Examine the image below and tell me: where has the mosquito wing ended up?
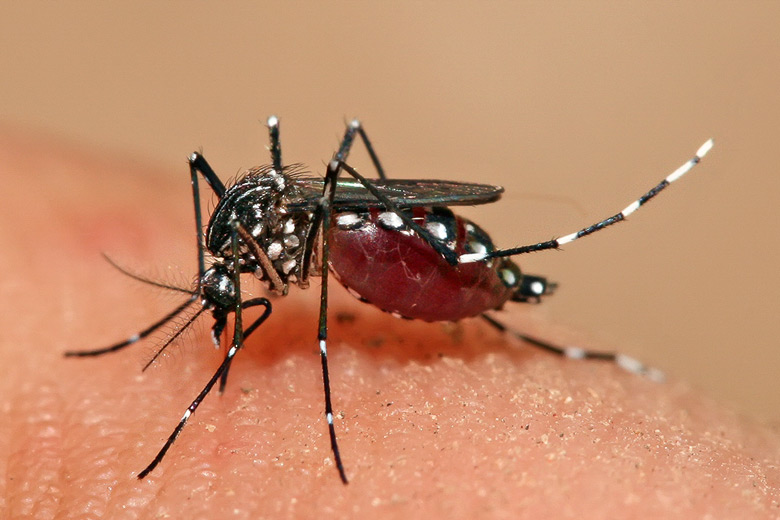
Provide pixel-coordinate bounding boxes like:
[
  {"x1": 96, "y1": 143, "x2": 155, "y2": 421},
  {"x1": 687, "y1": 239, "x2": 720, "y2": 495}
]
[{"x1": 288, "y1": 178, "x2": 504, "y2": 211}]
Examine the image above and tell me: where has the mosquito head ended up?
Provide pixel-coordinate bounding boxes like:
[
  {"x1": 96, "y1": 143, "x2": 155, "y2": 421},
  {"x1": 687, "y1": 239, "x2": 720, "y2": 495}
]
[{"x1": 201, "y1": 264, "x2": 238, "y2": 311}]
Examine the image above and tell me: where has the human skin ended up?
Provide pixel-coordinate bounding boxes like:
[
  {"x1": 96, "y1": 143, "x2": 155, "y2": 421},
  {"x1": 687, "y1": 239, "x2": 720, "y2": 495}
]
[{"x1": 1, "y1": 130, "x2": 779, "y2": 519}]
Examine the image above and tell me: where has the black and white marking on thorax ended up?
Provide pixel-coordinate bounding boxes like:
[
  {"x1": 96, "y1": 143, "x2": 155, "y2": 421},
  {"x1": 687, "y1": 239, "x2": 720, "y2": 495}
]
[{"x1": 206, "y1": 165, "x2": 314, "y2": 293}]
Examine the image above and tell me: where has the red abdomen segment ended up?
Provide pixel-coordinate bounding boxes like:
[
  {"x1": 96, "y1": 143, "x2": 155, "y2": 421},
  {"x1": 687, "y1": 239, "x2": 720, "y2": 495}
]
[{"x1": 327, "y1": 207, "x2": 522, "y2": 322}]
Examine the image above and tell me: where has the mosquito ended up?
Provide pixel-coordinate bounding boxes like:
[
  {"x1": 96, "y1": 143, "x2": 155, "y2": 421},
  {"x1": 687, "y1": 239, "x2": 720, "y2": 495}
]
[{"x1": 66, "y1": 116, "x2": 714, "y2": 484}]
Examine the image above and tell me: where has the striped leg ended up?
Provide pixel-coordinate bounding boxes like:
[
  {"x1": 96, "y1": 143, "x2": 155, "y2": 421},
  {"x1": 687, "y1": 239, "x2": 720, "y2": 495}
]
[
  {"x1": 137, "y1": 223, "x2": 273, "y2": 479},
  {"x1": 459, "y1": 139, "x2": 714, "y2": 263},
  {"x1": 63, "y1": 297, "x2": 197, "y2": 357},
  {"x1": 65, "y1": 150, "x2": 228, "y2": 358},
  {"x1": 266, "y1": 115, "x2": 283, "y2": 173},
  {"x1": 265, "y1": 116, "x2": 356, "y2": 483},
  {"x1": 312, "y1": 166, "x2": 349, "y2": 484},
  {"x1": 481, "y1": 314, "x2": 665, "y2": 382},
  {"x1": 333, "y1": 119, "x2": 388, "y2": 179},
  {"x1": 265, "y1": 116, "x2": 387, "y2": 179}
]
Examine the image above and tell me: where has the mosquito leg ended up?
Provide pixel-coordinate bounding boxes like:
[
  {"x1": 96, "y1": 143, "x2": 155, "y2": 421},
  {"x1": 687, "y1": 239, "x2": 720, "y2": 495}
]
[
  {"x1": 135, "y1": 300, "x2": 271, "y2": 479},
  {"x1": 460, "y1": 139, "x2": 714, "y2": 263},
  {"x1": 210, "y1": 313, "x2": 233, "y2": 393},
  {"x1": 334, "y1": 119, "x2": 387, "y2": 179},
  {"x1": 137, "y1": 224, "x2": 273, "y2": 479},
  {"x1": 220, "y1": 221, "x2": 245, "y2": 401},
  {"x1": 480, "y1": 313, "x2": 665, "y2": 382},
  {"x1": 266, "y1": 115, "x2": 284, "y2": 173},
  {"x1": 264, "y1": 116, "x2": 386, "y2": 179},
  {"x1": 188, "y1": 153, "x2": 227, "y2": 283},
  {"x1": 64, "y1": 296, "x2": 197, "y2": 357},
  {"x1": 308, "y1": 171, "x2": 350, "y2": 484},
  {"x1": 210, "y1": 309, "x2": 253, "y2": 395}
]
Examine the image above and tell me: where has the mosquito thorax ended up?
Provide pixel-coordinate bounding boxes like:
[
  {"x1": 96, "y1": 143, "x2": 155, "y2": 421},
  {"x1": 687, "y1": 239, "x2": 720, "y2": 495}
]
[{"x1": 205, "y1": 165, "x2": 313, "y2": 290}]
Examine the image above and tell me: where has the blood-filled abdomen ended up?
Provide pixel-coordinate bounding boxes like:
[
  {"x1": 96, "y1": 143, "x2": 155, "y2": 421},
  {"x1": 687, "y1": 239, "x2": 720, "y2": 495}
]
[{"x1": 327, "y1": 207, "x2": 522, "y2": 322}]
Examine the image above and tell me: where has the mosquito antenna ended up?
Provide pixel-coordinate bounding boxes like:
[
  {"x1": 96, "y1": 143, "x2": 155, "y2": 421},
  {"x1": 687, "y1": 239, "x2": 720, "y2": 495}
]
[{"x1": 102, "y1": 253, "x2": 192, "y2": 294}]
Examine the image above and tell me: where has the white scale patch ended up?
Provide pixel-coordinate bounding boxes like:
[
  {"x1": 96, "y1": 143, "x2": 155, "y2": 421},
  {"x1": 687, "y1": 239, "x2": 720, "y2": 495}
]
[
  {"x1": 336, "y1": 212, "x2": 363, "y2": 229},
  {"x1": 459, "y1": 252, "x2": 487, "y2": 263},
  {"x1": 425, "y1": 221, "x2": 449, "y2": 241},
  {"x1": 499, "y1": 268, "x2": 517, "y2": 287},
  {"x1": 282, "y1": 258, "x2": 297, "y2": 274},
  {"x1": 377, "y1": 211, "x2": 404, "y2": 230},
  {"x1": 467, "y1": 240, "x2": 488, "y2": 256},
  {"x1": 268, "y1": 171, "x2": 286, "y2": 191},
  {"x1": 284, "y1": 234, "x2": 300, "y2": 249},
  {"x1": 616, "y1": 354, "x2": 644, "y2": 374},
  {"x1": 283, "y1": 218, "x2": 296, "y2": 234},
  {"x1": 267, "y1": 241, "x2": 283, "y2": 260}
]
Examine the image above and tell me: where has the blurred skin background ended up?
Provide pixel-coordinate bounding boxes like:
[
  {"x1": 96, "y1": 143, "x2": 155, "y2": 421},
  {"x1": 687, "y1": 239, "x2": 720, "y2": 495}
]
[{"x1": 1, "y1": 2, "x2": 779, "y2": 424}]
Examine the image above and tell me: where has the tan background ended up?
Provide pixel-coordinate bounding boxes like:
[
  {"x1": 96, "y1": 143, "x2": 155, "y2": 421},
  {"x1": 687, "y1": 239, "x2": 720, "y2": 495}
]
[{"x1": 1, "y1": 2, "x2": 778, "y2": 424}]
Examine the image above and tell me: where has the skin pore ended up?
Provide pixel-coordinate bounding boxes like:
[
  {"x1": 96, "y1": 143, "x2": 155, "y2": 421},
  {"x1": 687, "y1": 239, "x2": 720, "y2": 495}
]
[{"x1": 1, "y1": 130, "x2": 779, "y2": 519}]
